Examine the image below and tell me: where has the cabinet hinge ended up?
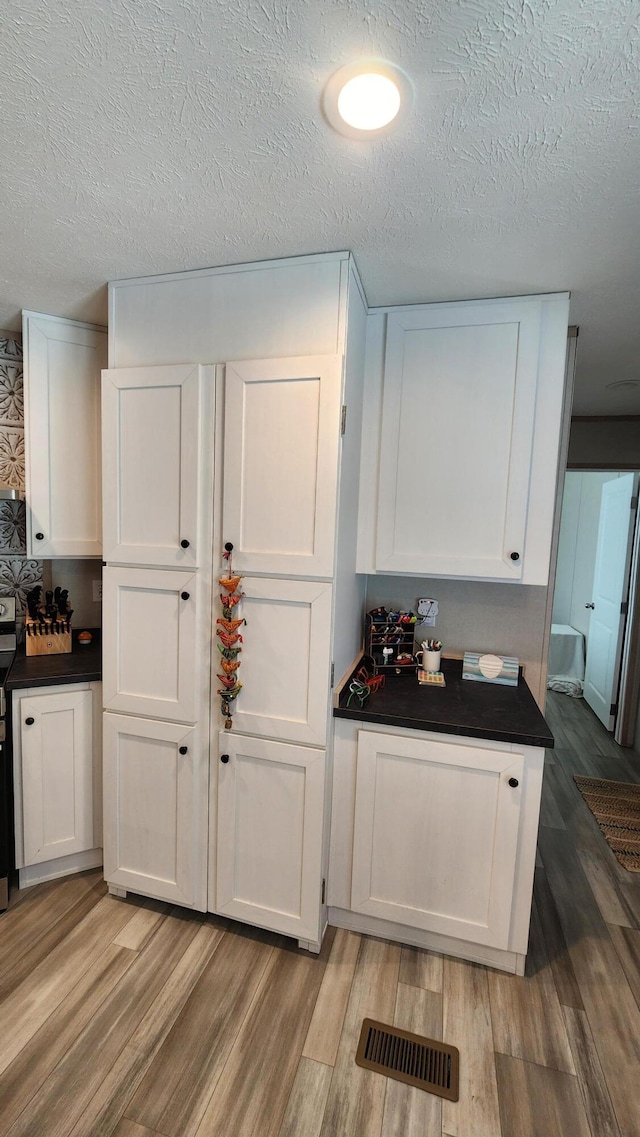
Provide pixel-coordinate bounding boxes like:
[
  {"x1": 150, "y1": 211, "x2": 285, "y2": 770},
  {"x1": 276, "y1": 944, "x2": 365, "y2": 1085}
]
[
  {"x1": 631, "y1": 496, "x2": 638, "y2": 511},
  {"x1": 321, "y1": 877, "x2": 326, "y2": 904},
  {"x1": 621, "y1": 600, "x2": 628, "y2": 615},
  {"x1": 340, "y1": 405, "x2": 347, "y2": 436},
  {"x1": 610, "y1": 702, "x2": 618, "y2": 717},
  {"x1": 330, "y1": 661, "x2": 335, "y2": 688}
]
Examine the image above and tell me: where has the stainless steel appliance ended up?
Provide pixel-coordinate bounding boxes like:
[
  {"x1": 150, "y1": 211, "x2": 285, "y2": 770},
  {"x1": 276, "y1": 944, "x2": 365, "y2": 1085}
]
[{"x1": 0, "y1": 597, "x2": 17, "y2": 911}]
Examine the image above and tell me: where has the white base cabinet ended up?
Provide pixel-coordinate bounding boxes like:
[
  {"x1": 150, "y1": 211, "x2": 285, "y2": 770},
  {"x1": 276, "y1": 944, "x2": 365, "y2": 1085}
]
[
  {"x1": 329, "y1": 718, "x2": 545, "y2": 973},
  {"x1": 214, "y1": 733, "x2": 325, "y2": 944},
  {"x1": 351, "y1": 730, "x2": 524, "y2": 949},
  {"x1": 103, "y1": 713, "x2": 207, "y2": 909},
  {"x1": 13, "y1": 683, "x2": 102, "y2": 880}
]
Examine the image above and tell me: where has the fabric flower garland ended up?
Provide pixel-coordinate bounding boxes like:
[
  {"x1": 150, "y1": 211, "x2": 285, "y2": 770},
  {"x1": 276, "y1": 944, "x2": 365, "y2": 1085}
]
[{"x1": 217, "y1": 542, "x2": 245, "y2": 729}]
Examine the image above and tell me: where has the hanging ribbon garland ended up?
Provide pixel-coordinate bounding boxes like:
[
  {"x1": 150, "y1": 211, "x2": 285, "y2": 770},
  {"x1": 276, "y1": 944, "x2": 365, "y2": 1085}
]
[{"x1": 217, "y1": 542, "x2": 246, "y2": 729}]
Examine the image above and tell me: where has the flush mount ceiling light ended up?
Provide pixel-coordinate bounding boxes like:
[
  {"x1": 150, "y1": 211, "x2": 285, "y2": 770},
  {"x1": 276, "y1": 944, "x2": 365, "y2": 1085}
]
[{"x1": 323, "y1": 60, "x2": 413, "y2": 139}]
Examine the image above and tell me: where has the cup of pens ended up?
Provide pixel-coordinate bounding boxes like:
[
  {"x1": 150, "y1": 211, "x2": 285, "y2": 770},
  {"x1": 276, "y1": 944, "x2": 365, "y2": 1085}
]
[{"x1": 416, "y1": 639, "x2": 442, "y2": 672}]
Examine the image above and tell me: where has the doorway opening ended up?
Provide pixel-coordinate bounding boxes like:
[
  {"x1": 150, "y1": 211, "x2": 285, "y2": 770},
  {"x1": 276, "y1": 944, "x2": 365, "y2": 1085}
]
[{"x1": 550, "y1": 470, "x2": 640, "y2": 744}]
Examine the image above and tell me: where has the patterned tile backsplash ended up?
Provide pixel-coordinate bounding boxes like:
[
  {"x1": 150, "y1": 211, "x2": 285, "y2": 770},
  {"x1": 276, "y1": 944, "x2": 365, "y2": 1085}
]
[{"x1": 0, "y1": 332, "x2": 43, "y2": 635}]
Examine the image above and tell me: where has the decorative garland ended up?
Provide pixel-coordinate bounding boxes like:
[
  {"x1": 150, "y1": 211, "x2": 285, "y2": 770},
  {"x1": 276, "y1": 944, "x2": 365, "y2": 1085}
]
[{"x1": 217, "y1": 541, "x2": 246, "y2": 729}]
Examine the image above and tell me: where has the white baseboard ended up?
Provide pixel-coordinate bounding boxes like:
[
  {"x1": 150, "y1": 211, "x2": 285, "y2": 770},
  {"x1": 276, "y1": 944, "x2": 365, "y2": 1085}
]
[
  {"x1": 328, "y1": 906, "x2": 525, "y2": 975},
  {"x1": 18, "y1": 848, "x2": 103, "y2": 888}
]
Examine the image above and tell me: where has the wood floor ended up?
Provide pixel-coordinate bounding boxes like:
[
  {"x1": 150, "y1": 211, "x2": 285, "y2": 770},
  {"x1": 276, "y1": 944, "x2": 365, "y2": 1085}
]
[{"x1": 1, "y1": 692, "x2": 639, "y2": 1137}]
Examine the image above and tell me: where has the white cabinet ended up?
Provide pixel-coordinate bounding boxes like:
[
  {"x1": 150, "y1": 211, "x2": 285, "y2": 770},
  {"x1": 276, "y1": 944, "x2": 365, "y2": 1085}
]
[
  {"x1": 214, "y1": 733, "x2": 325, "y2": 943},
  {"x1": 102, "y1": 566, "x2": 199, "y2": 724},
  {"x1": 230, "y1": 577, "x2": 332, "y2": 746},
  {"x1": 358, "y1": 293, "x2": 570, "y2": 583},
  {"x1": 223, "y1": 354, "x2": 342, "y2": 578},
  {"x1": 101, "y1": 363, "x2": 208, "y2": 568},
  {"x1": 103, "y1": 713, "x2": 207, "y2": 909},
  {"x1": 22, "y1": 311, "x2": 107, "y2": 558},
  {"x1": 350, "y1": 730, "x2": 525, "y2": 951},
  {"x1": 13, "y1": 683, "x2": 102, "y2": 880}
]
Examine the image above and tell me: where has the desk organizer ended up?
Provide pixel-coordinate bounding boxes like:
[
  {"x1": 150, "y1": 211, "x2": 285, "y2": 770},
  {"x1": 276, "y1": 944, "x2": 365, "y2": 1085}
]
[{"x1": 365, "y1": 611, "x2": 417, "y2": 675}]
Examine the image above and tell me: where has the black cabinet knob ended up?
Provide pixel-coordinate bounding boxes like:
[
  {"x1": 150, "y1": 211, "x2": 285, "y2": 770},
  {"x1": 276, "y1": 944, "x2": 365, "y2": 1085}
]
[
  {"x1": 25, "y1": 717, "x2": 35, "y2": 726},
  {"x1": 220, "y1": 753, "x2": 230, "y2": 764},
  {"x1": 510, "y1": 551, "x2": 520, "y2": 562},
  {"x1": 181, "y1": 591, "x2": 190, "y2": 601},
  {"x1": 180, "y1": 539, "x2": 190, "y2": 549},
  {"x1": 179, "y1": 745, "x2": 188, "y2": 755},
  {"x1": 35, "y1": 533, "x2": 44, "y2": 541},
  {"x1": 224, "y1": 542, "x2": 234, "y2": 553},
  {"x1": 508, "y1": 777, "x2": 519, "y2": 788}
]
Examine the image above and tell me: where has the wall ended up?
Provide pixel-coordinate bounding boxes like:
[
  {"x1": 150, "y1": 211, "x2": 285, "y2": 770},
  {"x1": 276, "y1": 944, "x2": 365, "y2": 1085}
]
[
  {"x1": 366, "y1": 577, "x2": 549, "y2": 706},
  {"x1": 0, "y1": 331, "x2": 43, "y2": 637},
  {"x1": 42, "y1": 559, "x2": 102, "y2": 630},
  {"x1": 552, "y1": 471, "x2": 621, "y2": 640},
  {"x1": 568, "y1": 418, "x2": 640, "y2": 469}
]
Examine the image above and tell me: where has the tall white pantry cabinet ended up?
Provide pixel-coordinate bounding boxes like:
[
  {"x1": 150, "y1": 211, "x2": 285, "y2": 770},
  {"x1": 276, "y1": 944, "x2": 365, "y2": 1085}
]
[{"x1": 102, "y1": 253, "x2": 368, "y2": 948}]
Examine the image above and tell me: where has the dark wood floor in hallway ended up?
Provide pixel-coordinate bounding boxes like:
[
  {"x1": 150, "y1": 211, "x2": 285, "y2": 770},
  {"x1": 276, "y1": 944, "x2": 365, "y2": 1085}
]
[{"x1": 0, "y1": 691, "x2": 639, "y2": 1137}]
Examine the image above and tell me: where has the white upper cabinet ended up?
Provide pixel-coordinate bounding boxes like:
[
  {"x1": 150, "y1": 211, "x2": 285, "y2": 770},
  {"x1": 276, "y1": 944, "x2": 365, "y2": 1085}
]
[
  {"x1": 23, "y1": 312, "x2": 107, "y2": 558},
  {"x1": 359, "y1": 294, "x2": 570, "y2": 583},
  {"x1": 102, "y1": 566, "x2": 199, "y2": 724},
  {"x1": 223, "y1": 354, "x2": 342, "y2": 578},
  {"x1": 102, "y1": 363, "x2": 208, "y2": 568}
]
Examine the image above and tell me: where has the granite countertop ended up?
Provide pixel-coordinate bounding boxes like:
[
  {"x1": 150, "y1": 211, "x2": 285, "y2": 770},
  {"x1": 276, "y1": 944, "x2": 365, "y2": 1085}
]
[
  {"x1": 7, "y1": 630, "x2": 102, "y2": 691},
  {"x1": 334, "y1": 657, "x2": 554, "y2": 748}
]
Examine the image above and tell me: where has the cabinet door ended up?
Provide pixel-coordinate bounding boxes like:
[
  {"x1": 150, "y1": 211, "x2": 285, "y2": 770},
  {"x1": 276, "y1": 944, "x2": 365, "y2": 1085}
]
[
  {"x1": 102, "y1": 363, "x2": 203, "y2": 567},
  {"x1": 20, "y1": 688, "x2": 94, "y2": 865},
  {"x1": 102, "y1": 566, "x2": 198, "y2": 723},
  {"x1": 23, "y1": 312, "x2": 106, "y2": 558},
  {"x1": 351, "y1": 731, "x2": 523, "y2": 949},
  {"x1": 375, "y1": 301, "x2": 542, "y2": 579},
  {"x1": 215, "y1": 733, "x2": 324, "y2": 941},
  {"x1": 103, "y1": 713, "x2": 207, "y2": 908},
  {"x1": 229, "y1": 577, "x2": 332, "y2": 745},
  {"x1": 223, "y1": 354, "x2": 342, "y2": 577}
]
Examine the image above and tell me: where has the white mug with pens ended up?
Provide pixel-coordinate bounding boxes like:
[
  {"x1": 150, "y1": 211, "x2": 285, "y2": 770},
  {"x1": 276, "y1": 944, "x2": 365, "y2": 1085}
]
[{"x1": 415, "y1": 639, "x2": 442, "y2": 672}]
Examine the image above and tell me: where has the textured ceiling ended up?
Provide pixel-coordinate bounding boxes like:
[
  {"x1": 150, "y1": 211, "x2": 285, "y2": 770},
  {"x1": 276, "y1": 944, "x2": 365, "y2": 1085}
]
[{"x1": 1, "y1": 0, "x2": 638, "y2": 413}]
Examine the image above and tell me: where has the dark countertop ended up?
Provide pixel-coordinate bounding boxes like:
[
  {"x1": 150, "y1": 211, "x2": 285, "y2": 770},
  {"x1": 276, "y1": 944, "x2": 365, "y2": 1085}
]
[
  {"x1": 7, "y1": 630, "x2": 102, "y2": 691},
  {"x1": 334, "y1": 657, "x2": 554, "y2": 748}
]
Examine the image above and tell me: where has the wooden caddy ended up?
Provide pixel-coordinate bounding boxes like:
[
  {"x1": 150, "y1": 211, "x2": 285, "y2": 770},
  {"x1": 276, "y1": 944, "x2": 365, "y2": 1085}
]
[{"x1": 25, "y1": 618, "x2": 72, "y2": 656}]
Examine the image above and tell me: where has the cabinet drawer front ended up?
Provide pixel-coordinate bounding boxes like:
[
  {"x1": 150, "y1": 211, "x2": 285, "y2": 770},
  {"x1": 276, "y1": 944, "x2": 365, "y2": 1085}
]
[
  {"x1": 228, "y1": 577, "x2": 332, "y2": 745},
  {"x1": 214, "y1": 733, "x2": 324, "y2": 941},
  {"x1": 351, "y1": 731, "x2": 524, "y2": 949},
  {"x1": 21, "y1": 689, "x2": 94, "y2": 866},
  {"x1": 376, "y1": 302, "x2": 542, "y2": 579},
  {"x1": 24, "y1": 313, "x2": 106, "y2": 558},
  {"x1": 102, "y1": 567, "x2": 199, "y2": 723},
  {"x1": 223, "y1": 354, "x2": 341, "y2": 577},
  {"x1": 103, "y1": 713, "x2": 206, "y2": 909},
  {"x1": 102, "y1": 363, "x2": 203, "y2": 568}
]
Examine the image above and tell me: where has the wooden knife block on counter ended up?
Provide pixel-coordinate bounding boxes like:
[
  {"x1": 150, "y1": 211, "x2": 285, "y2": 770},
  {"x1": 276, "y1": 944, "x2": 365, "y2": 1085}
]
[{"x1": 25, "y1": 618, "x2": 72, "y2": 656}]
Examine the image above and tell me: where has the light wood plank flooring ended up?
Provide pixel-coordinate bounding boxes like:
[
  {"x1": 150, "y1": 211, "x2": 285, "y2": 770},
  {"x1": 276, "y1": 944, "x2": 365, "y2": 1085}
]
[{"x1": 1, "y1": 691, "x2": 639, "y2": 1136}]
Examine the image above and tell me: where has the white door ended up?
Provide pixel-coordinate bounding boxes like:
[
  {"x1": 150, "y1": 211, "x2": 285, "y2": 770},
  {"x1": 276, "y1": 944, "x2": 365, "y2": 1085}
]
[
  {"x1": 103, "y1": 713, "x2": 207, "y2": 909},
  {"x1": 584, "y1": 473, "x2": 638, "y2": 729},
  {"x1": 215, "y1": 733, "x2": 325, "y2": 942},
  {"x1": 102, "y1": 566, "x2": 198, "y2": 724},
  {"x1": 351, "y1": 731, "x2": 524, "y2": 949},
  {"x1": 223, "y1": 354, "x2": 342, "y2": 577},
  {"x1": 102, "y1": 363, "x2": 205, "y2": 568},
  {"x1": 375, "y1": 301, "x2": 542, "y2": 579},
  {"x1": 23, "y1": 312, "x2": 106, "y2": 558},
  {"x1": 20, "y1": 688, "x2": 94, "y2": 865},
  {"x1": 228, "y1": 577, "x2": 332, "y2": 745}
]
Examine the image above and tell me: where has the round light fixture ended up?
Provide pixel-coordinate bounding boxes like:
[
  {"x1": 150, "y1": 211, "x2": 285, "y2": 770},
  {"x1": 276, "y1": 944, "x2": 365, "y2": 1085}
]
[{"x1": 323, "y1": 60, "x2": 413, "y2": 139}]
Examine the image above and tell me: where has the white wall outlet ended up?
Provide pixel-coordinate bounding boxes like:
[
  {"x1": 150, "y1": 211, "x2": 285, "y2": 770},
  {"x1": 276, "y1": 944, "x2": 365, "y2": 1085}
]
[{"x1": 92, "y1": 580, "x2": 102, "y2": 603}]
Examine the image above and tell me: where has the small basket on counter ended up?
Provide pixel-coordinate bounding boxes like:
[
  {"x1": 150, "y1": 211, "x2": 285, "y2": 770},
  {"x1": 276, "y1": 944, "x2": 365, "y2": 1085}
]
[
  {"x1": 365, "y1": 608, "x2": 418, "y2": 675},
  {"x1": 24, "y1": 585, "x2": 73, "y2": 656}
]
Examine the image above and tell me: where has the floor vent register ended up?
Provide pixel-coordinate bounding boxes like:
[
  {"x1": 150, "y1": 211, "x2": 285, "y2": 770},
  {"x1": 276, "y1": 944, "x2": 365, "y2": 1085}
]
[{"x1": 355, "y1": 1018, "x2": 460, "y2": 1101}]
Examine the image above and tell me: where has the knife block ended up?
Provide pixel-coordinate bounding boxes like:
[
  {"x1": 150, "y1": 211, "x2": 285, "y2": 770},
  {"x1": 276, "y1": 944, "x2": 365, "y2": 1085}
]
[{"x1": 25, "y1": 618, "x2": 72, "y2": 656}]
